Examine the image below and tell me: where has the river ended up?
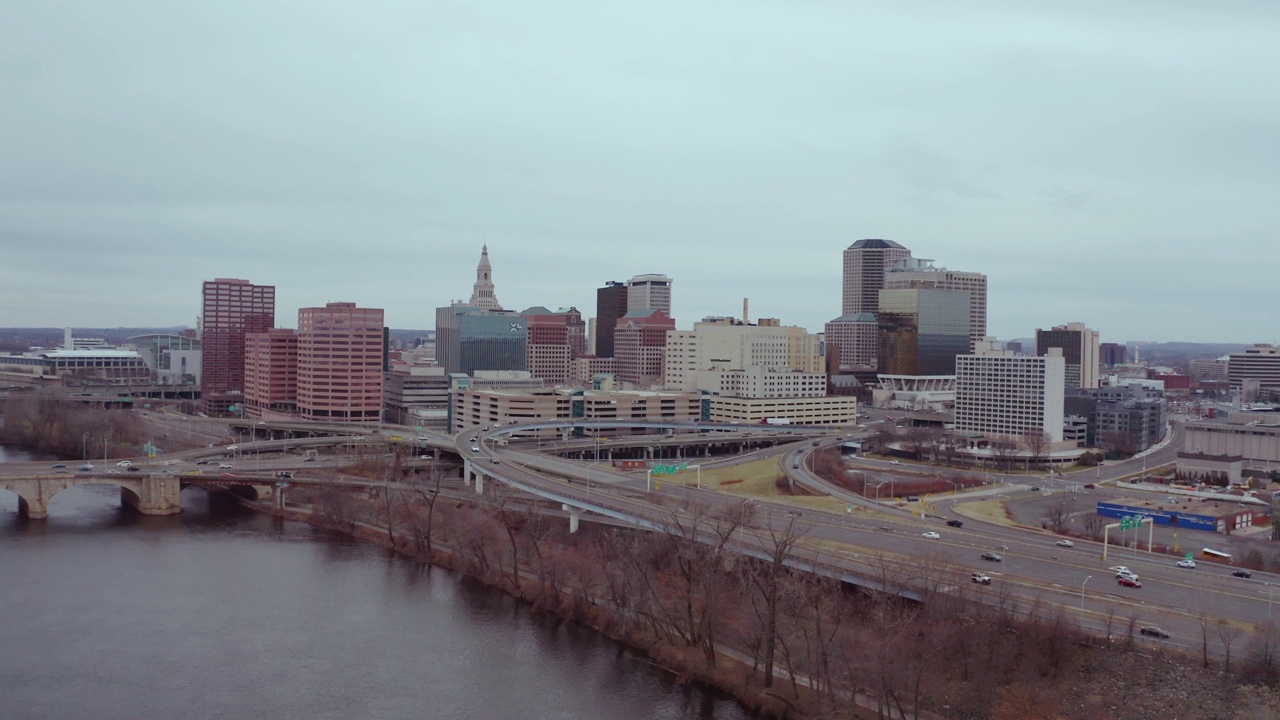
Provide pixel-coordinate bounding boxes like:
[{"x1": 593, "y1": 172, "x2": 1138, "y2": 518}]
[{"x1": 0, "y1": 445, "x2": 756, "y2": 720}]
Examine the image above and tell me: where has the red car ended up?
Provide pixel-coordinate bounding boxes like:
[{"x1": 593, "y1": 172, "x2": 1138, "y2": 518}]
[
  {"x1": 1118, "y1": 576, "x2": 1142, "y2": 588},
  {"x1": 1084, "y1": 483, "x2": 1096, "y2": 489}
]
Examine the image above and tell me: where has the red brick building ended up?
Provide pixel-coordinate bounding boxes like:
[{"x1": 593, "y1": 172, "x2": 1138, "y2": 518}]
[
  {"x1": 614, "y1": 309, "x2": 675, "y2": 387},
  {"x1": 297, "y1": 302, "x2": 385, "y2": 422},
  {"x1": 200, "y1": 278, "x2": 275, "y2": 415},
  {"x1": 522, "y1": 306, "x2": 586, "y2": 385},
  {"x1": 244, "y1": 329, "x2": 298, "y2": 419}
]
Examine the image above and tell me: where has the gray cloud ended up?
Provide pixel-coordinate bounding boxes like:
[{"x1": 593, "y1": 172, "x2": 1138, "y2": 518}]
[{"x1": 1, "y1": 0, "x2": 1277, "y2": 344}]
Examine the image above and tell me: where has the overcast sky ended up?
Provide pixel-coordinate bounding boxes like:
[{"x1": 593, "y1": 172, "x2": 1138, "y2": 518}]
[{"x1": 2, "y1": 1, "x2": 1276, "y2": 343}]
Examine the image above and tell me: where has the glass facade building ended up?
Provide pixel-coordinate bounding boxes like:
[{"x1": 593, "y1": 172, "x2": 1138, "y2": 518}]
[{"x1": 877, "y1": 288, "x2": 970, "y2": 376}]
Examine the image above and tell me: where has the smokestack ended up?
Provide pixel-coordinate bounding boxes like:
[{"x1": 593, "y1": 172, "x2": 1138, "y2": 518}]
[{"x1": 742, "y1": 298, "x2": 748, "y2": 324}]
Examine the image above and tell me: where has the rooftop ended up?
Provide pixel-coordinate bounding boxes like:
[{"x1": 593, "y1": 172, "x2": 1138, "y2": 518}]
[{"x1": 847, "y1": 238, "x2": 907, "y2": 250}]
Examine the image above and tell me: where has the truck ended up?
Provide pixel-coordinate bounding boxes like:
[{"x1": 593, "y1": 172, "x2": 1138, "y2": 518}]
[{"x1": 761, "y1": 418, "x2": 792, "y2": 426}]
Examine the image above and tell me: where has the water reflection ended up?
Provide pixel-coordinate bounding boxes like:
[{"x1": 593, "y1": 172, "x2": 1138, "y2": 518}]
[{"x1": 0, "y1": 444, "x2": 755, "y2": 720}]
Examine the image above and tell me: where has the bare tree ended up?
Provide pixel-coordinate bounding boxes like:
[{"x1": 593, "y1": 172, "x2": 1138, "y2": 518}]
[
  {"x1": 1022, "y1": 429, "x2": 1052, "y2": 467},
  {"x1": 741, "y1": 514, "x2": 808, "y2": 688},
  {"x1": 1043, "y1": 501, "x2": 1069, "y2": 534},
  {"x1": 990, "y1": 439, "x2": 1020, "y2": 472},
  {"x1": 1218, "y1": 619, "x2": 1244, "y2": 672},
  {"x1": 1083, "y1": 512, "x2": 1105, "y2": 542}
]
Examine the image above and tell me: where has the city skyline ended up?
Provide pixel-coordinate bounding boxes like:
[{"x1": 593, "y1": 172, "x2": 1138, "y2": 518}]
[{"x1": 2, "y1": 1, "x2": 1277, "y2": 343}]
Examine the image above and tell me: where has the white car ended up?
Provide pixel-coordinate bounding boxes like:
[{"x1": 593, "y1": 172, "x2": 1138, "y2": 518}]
[
  {"x1": 889, "y1": 460, "x2": 901, "y2": 465},
  {"x1": 117, "y1": 460, "x2": 132, "y2": 467},
  {"x1": 1177, "y1": 559, "x2": 1197, "y2": 569},
  {"x1": 921, "y1": 531, "x2": 941, "y2": 539},
  {"x1": 1055, "y1": 539, "x2": 1074, "y2": 547},
  {"x1": 1109, "y1": 566, "x2": 1130, "y2": 573},
  {"x1": 470, "y1": 446, "x2": 480, "y2": 453},
  {"x1": 1116, "y1": 570, "x2": 1140, "y2": 581},
  {"x1": 219, "y1": 464, "x2": 233, "y2": 469},
  {"x1": 226, "y1": 445, "x2": 239, "y2": 452}
]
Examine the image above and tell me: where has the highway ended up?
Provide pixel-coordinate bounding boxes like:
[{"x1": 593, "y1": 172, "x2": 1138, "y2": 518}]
[{"x1": 3, "y1": 410, "x2": 1270, "y2": 653}]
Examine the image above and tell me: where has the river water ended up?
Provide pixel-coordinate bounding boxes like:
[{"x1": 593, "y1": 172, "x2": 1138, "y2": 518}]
[{"x1": 0, "y1": 445, "x2": 756, "y2": 720}]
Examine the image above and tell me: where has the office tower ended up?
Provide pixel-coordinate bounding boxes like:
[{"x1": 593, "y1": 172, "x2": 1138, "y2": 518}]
[
  {"x1": 244, "y1": 329, "x2": 298, "y2": 419},
  {"x1": 877, "y1": 288, "x2": 971, "y2": 376},
  {"x1": 626, "y1": 274, "x2": 672, "y2": 316},
  {"x1": 1036, "y1": 322, "x2": 1101, "y2": 390},
  {"x1": 1227, "y1": 344, "x2": 1280, "y2": 393},
  {"x1": 296, "y1": 302, "x2": 385, "y2": 422},
  {"x1": 841, "y1": 239, "x2": 911, "y2": 316},
  {"x1": 468, "y1": 245, "x2": 502, "y2": 310},
  {"x1": 434, "y1": 305, "x2": 527, "y2": 376},
  {"x1": 200, "y1": 278, "x2": 276, "y2": 414},
  {"x1": 955, "y1": 347, "x2": 1066, "y2": 444},
  {"x1": 594, "y1": 281, "x2": 628, "y2": 358},
  {"x1": 884, "y1": 258, "x2": 987, "y2": 352},
  {"x1": 522, "y1": 306, "x2": 586, "y2": 385},
  {"x1": 1099, "y1": 342, "x2": 1127, "y2": 366},
  {"x1": 614, "y1": 309, "x2": 676, "y2": 387},
  {"x1": 824, "y1": 313, "x2": 880, "y2": 371}
]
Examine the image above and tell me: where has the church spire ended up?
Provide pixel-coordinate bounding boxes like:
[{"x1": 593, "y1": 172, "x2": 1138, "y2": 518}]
[{"x1": 469, "y1": 244, "x2": 502, "y2": 309}]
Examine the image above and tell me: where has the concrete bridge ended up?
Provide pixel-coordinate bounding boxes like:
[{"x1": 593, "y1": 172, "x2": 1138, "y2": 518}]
[{"x1": 0, "y1": 473, "x2": 184, "y2": 519}]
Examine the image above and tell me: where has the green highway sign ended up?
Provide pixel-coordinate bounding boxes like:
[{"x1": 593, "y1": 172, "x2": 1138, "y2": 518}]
[{"x1": 650, "y1": 463, "x2": 689, "y2": 476}]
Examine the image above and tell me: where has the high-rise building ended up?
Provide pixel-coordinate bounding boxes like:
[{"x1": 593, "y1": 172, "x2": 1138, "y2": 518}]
[
  {"x1": 593, "y1": 281, "x2": 628, "y2": 359},
  {"x1": 435, "y1": 305, "x2": 527, "y2": 376},
  {"x1": 1099, "y1": 342, "x2": 1127, "y2": 366},
  {"x1": 436, "y1": 246, "x2": 527, "y2": 375},
  {"x1": 824, "y1": 313, "x2": 880, "y2": 371},
  {"x1": 1227, "y1": 344, "x2": 1280, "y2": 394},
  {"x1": 468, "y1": 245, "x2": 502, "y2": 310},
  {"x1": 626, "y1": 274, "x2": 672, "y2": 316},
  {"x1": 884, "y1": 258, "x2": 987, "y2": 352},
  {"x1": 522, "y1": 306, "x2": 586, "y2": 385},
  {"x1": 200, "y1": 278, "x2": 276, "y2": 414},
  {"x1": 1036, "y1": 322, "x2": 1101, "y2": 390},
  {"x1": 244, "y1": 328, "x2": 298, "y2": 419},
  {"x1": 297, "y1": 302, "x2": 385, "y2": 422},
  {"x1": 955, "y1": 346, "x2": 1066, "y2": 444},
  {"x1": 877, "y1": 288, "x2": 971, "y2": 376},
  {"x1": 841, "y1": 239, "x2": 911, "y2": 316},
  {"x1": 614, "y1": 309, "x2": 675, "y2": 387}
]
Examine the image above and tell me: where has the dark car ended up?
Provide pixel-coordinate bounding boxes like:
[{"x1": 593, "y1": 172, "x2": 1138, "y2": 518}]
[
  {"x1": 195, "y1": 460, "x2": 210, "y2": 465},
  {"x1": 981, "y1": 552, "x2": 1003, "y2": 562},
  {"x1": 275, "y1": 471, "x2": 293, "y2": 479},
  {"x1": 1030, "y1": 486, "x2": 1041, "y2": 491},
  {"x1": 1139, "y1": 626, "x2": 1169, "y2": 639},
  {"x1": 1233, "y1": 570, "x2": 1253, "y2": 579},
  {"x1": 946, "y1": 519, "x2": 963, "y2": 527},
  {"x1": 51, "y1": 463, "x2": 67, "y2": 469},
  {"x1": 1118, "y1": 576, "x2": 1142, "y2": 588},
  {"x1": 1084, "y1": 483, "x2": 1096, "y2": 489},
  {"x1": 126, "y1": 466, "x2": 141, "y2": 472}
]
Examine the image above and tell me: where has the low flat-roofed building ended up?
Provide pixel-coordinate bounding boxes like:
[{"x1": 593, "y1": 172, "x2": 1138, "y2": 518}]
[
  {"x1": 708, "y1": 395, "x2": 857, "y2": 427},
  {"x1": 0, "y1": 349, "x2": 151, "y2": 385},
  {"x1": 1176, "y1": 452, "x2": 1245, "y2": 487},
  {"x1": 450, "y1": 387, "x2": 703, "y2": 434},
  {"x1": 1184, "y1": 413, "x2": 1280, "y2": 474},
  {"x1": 1097, "y1": 497, "x2": 1264, "y2": 535},
  {"x1": 384, "y1": 365, "x2": 451, "y2": 428}
]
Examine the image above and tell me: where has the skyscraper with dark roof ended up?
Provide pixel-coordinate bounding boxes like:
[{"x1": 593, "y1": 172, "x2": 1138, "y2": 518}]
[{"x1": 841, "y1": 239, "x2": 911, "y2": 316}]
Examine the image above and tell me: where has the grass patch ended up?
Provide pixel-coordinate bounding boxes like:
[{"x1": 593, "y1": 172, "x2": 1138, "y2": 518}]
[{"x1": 953, "y1": 498, "x2": 1015, "y2": 527}]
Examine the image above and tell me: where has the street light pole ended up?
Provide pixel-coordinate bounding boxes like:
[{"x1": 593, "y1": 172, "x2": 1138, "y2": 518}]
[{"x1": 1080, "y1": 575, "x2": 1092, "y2": 615}]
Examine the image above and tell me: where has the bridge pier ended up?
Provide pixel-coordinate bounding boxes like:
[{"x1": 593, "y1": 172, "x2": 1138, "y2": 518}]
[
  {"x1": 123, "y1": 476, "x2": 182, "y2": 516},
  {"x1": 474, "y1": 471, "x2": 484, "y2": 495},
  {"x1": 18, "y1": 494, "x2": 48, "y2": 520},
  {"x1": 561, "y1": 504, "x2": 581, "y2": 533},
  {"x1": 462, "y1": 460, "x2": 472, "y2": 487}
]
